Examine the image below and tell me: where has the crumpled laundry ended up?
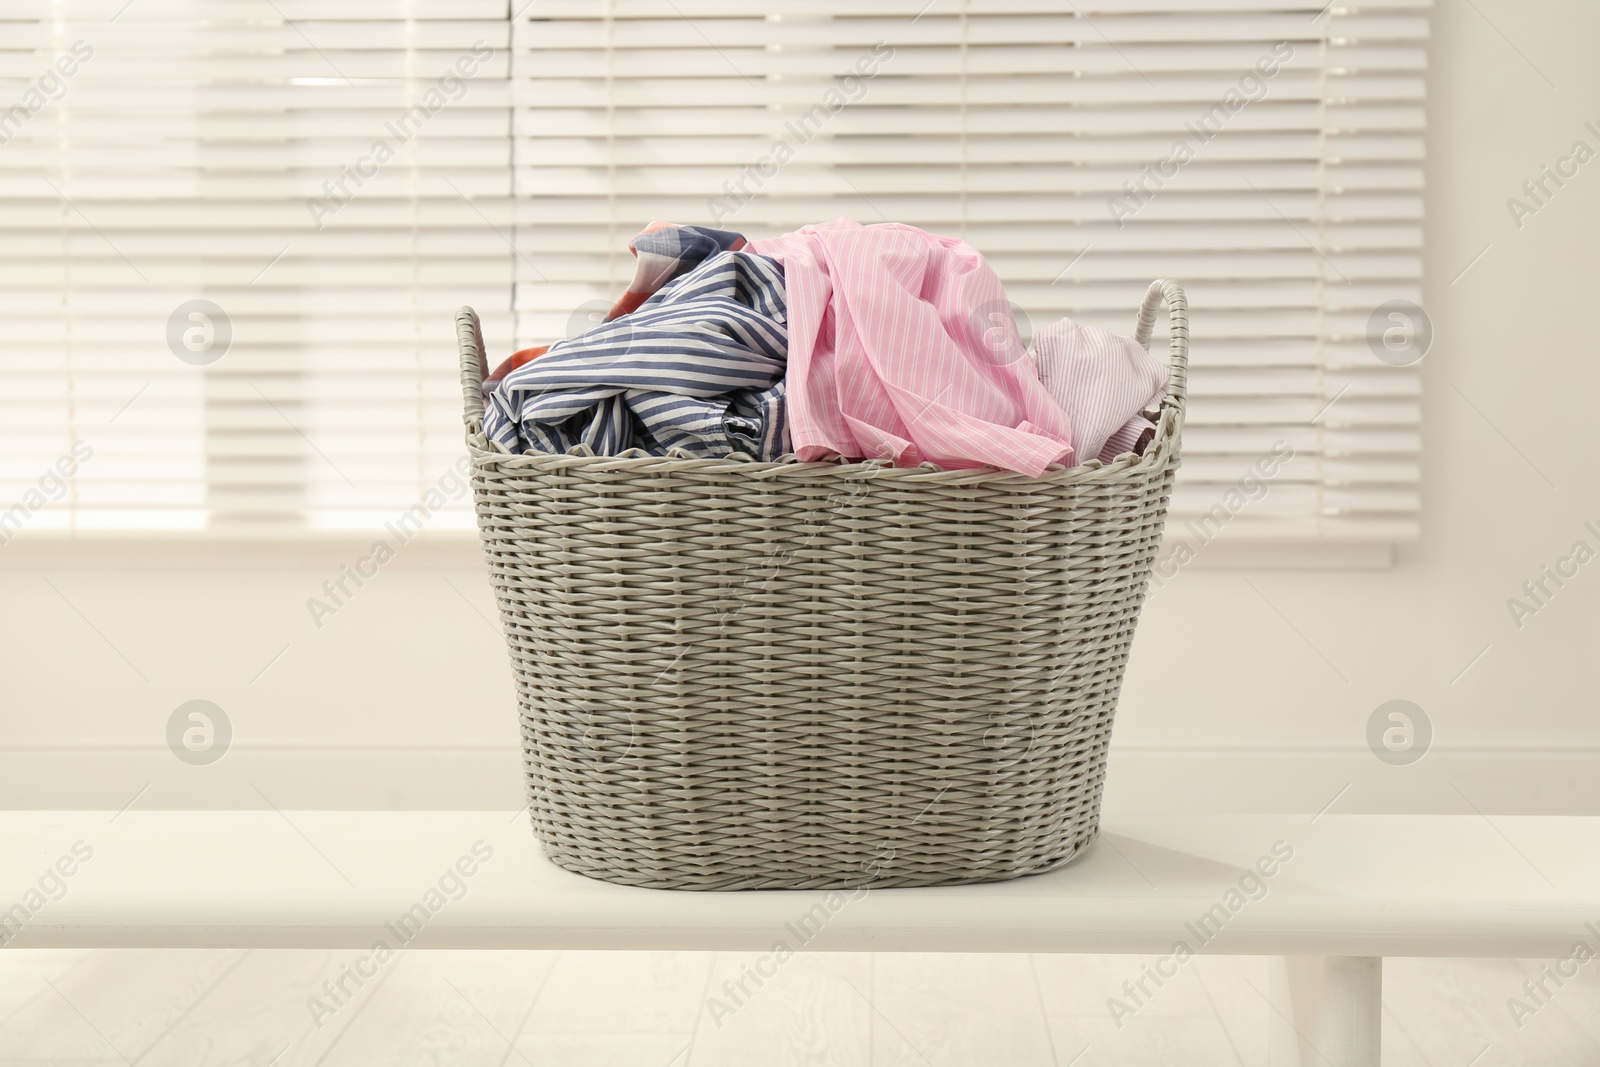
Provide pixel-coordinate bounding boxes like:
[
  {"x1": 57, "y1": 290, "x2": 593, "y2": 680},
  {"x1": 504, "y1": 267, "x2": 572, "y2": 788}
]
[
  {"x1": 484, "y1": 222, "x2": 750, "y2": 390},
  {"x1": 606, "y1": 221, "x2": 749, "y2": 321},
  {"x1": 482, "y1": 217, "x2": 1171, "y2": 474},
  {"x1": 747, "y1": 219, "x2": 1078, "y2": 475},
  {"x1": 1027, "y1": 317, "x2": 1168, "y2": 465},
  {"x1": 481, "y1": 242, "x2": 789, "y2": 459}
]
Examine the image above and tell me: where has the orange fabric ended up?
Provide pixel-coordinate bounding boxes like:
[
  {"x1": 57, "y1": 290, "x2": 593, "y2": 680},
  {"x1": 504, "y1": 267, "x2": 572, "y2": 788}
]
[{"x1": 485, "y1": 346, "x2": 548, "y2": 385}]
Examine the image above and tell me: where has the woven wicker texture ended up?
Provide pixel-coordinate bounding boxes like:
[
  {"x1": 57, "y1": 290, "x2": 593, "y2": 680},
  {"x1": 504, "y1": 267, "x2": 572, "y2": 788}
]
[{"x1": 459, "y1": 280, "x2": 1187, "y2": 890}]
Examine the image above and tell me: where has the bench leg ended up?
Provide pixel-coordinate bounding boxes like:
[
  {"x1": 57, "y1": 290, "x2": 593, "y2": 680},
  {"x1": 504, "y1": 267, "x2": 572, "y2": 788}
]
[{"x1": 1268, "y1": 956, "x2": 1381, "y2": 1067}]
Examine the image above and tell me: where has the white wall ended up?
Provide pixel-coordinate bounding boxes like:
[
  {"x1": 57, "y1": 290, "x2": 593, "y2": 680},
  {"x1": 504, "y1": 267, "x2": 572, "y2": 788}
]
[{"x1": 3, "y1": 0, "x2": 1598, "y2": 814}]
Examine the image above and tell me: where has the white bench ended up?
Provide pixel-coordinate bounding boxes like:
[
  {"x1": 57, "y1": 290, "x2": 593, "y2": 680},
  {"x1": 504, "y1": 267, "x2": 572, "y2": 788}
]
[{"x1": 5, "y1": 811, "x2": 1596, "y2": 1066}]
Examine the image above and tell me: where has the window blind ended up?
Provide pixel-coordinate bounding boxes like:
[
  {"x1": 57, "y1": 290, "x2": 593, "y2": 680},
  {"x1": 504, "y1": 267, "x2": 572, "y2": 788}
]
[
  {"x1": 2, "y1": 0, "x2": 1427, "y2": 544},
  {"x1": 514, "y1": 0, "x2": 1428, "y2": 543},
  {"x1": 1, "y1": 0, "x2": 512, "y2": 537}
]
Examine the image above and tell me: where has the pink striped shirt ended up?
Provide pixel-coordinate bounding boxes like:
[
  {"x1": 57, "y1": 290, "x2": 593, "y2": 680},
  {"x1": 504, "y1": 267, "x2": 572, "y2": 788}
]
[{"x1": 749, "y1": 220, "x2": 1077, "y2": 475}]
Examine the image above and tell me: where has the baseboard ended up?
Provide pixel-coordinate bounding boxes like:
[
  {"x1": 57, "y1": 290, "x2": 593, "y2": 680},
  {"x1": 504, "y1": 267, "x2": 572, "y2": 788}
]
[
  {"x1": 3, "y1": 742, "x2": 1598, "y2": 815},
  {"x1": 0, "y1": 744, "x2": 528, "y2": 811},
  {"x1": 1100, "y1": 744, "x2": 1600, "y2": 815}
]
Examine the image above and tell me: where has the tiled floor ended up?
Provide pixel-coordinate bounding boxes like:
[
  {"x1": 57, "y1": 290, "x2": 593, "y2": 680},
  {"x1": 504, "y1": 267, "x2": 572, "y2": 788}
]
[{"x1": 2, "y1": 949, "x2": 1596, "y2": 1065}]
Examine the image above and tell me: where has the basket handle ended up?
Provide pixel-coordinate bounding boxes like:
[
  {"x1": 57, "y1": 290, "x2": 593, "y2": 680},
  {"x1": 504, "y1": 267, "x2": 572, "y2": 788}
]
[
  {"x1": 457, "y1": 305, "x2": 488, "y2": 432},
  {"x1": 1134, "y1": 279, "x2": 1188, "y2": 413}
]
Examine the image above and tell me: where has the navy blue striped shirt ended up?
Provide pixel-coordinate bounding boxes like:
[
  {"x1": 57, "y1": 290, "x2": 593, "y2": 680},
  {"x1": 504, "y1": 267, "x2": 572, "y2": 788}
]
[{"x1": 483, "y1": 251, "x2": 789, "y2": 460}]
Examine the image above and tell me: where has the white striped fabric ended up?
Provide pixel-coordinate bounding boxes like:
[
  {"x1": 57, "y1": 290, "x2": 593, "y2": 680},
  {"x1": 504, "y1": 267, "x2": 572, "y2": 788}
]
[{"x1": 1029, "y1": 317, "x2": 1168, "y2": 465}]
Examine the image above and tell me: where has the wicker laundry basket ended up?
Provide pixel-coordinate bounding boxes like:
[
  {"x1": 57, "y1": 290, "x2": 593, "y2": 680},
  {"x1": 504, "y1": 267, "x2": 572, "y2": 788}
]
[{"x1": 458, "y1": 279, "x2": 1187, "y2": 890}]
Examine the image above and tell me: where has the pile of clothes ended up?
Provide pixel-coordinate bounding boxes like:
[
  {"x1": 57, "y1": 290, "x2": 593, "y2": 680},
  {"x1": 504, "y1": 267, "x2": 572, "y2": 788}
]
[{"x1": 482, "y1": 219, "x2": 1167, "y2": 476}]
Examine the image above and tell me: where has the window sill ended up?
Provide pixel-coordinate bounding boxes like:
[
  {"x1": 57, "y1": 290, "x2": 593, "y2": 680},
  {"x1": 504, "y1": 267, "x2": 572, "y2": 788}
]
[
  {"x1": 2, "y1": 530, "x2": 1397, "y2": 572},
  {"x1": 0, "y1": 530, "x2": 485, "y2": 570}
]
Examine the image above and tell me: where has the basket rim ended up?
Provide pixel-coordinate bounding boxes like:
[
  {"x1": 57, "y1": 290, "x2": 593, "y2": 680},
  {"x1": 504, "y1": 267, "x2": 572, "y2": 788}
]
[{"x1": 462, "y1": 419, "x2": 1178, "y2": 487}]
